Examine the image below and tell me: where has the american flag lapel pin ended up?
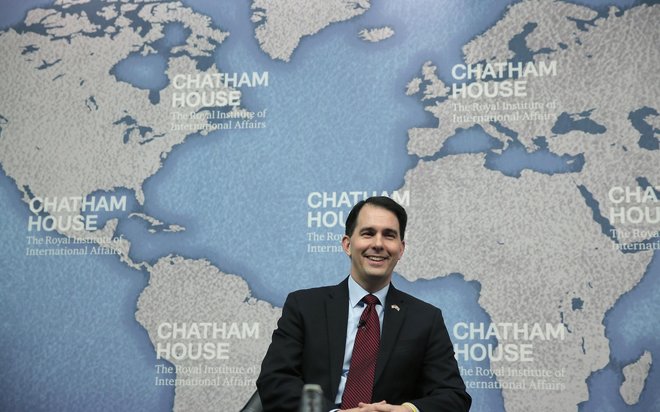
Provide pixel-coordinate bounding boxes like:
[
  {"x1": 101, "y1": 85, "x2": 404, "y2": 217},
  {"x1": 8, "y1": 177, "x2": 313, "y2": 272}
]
[{"x1": 391, "y1": 304, "x2": 400, "y2": 312}]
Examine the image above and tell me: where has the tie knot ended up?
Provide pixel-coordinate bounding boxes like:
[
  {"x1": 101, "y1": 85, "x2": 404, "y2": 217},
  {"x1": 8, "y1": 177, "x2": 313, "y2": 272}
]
[{"x1": 362, "y1": 294, "x2": 379, "y2": 306}]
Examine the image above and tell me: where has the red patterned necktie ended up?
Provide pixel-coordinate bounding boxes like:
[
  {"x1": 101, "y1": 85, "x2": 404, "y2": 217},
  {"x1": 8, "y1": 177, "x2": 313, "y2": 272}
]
[{"x1": 341, "y1": 294, "x2": 381, "y2": 409}]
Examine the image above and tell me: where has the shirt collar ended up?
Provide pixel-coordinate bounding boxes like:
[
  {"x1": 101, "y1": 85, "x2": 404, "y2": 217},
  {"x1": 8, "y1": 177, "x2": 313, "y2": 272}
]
[{"x1": 348, "y1": 275, "x2": 389, "y2": 308}]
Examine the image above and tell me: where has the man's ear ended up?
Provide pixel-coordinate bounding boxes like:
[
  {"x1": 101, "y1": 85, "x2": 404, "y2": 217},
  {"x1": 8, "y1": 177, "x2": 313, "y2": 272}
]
[{"x1": 341, "y1": 235, "x2": 351, "y2": 256}]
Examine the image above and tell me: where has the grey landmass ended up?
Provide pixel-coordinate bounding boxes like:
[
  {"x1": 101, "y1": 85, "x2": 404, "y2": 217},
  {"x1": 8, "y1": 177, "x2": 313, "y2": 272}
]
[
  {"x1": 136, "y1": 256, "x2": 281, "y2": 411},
  {"x1": 251, "y1": 0, "x2": 371, "y2": 62},
  {"x1": 164, "y1": 225, "x2": 185, "y2": 233},
  {"x1": 0, "y1": 1, "x2": 232, "y2": 267},
  {"x1": 620, "y1": 351, "x2": 652, "y2": 405},
  {"x1": 399, "y1": 2, "x2": 658, "y2": 410},
  {"x1": 25, "y1": 6, "x2": 99, "y2": 36},
  {"x1": 358, "y1": 26, "x2": 394, "y2": 43},
  {"x1": 406, "y1": 62, "x2": 448, "y2": 100},
  {"x1": 407, "y1": 1, "x2": 660, "y2": 244},
  {"x1": 421, "y1": 61, "x2": 448, "y2": 100},
  {"x1": 129, "y1": 212, "x2": 186, "y2": 233},
  {"x1": 396, "y1": 154, "x2": 652, "y2": 411},
  {"x1": 55, "y1": 0, "x2": 92, "y2": 6},
  {"x1": 0, "y1": 3, "x2": 276, "y2": 410},
  {"x1": 406, "y1": 77, "x2": 422, "y2": 96}
]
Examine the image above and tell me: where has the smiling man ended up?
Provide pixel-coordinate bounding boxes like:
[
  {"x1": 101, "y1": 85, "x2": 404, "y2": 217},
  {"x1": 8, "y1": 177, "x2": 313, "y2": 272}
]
[{"x1": 257, "y1": 197, "x2": 471, "y2": 412}]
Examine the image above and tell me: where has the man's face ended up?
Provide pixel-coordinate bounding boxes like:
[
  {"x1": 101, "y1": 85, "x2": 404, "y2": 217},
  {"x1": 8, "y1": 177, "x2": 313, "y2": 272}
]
[{"x1": 342, "y1": 204, "x2": 405, "y2": 291}]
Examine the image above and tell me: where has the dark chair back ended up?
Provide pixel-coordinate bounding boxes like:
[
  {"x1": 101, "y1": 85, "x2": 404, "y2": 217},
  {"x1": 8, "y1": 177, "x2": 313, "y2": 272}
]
[{"x1": 239, "y1": 390, "x2": 263, "y2": 412}]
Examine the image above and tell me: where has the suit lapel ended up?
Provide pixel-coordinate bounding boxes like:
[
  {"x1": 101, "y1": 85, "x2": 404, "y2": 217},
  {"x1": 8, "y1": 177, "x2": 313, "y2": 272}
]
[
  {"x1": 374, "y1": 285, "x2": 407, "y2": 384},
  {"x1": 326, "y1": 278, "x2": 349, "y2": 400}
]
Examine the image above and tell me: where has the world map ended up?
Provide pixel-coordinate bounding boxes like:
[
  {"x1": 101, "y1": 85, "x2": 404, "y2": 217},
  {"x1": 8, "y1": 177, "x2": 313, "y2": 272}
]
[{"x1": 1, "y1": 1, "x2": 658, "y2": 411}]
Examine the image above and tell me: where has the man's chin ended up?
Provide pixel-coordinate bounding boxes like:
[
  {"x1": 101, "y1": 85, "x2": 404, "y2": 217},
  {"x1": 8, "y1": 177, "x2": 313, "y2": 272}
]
[{"x1": 364, "y1": 272, "x2": 392, "y2": 283}]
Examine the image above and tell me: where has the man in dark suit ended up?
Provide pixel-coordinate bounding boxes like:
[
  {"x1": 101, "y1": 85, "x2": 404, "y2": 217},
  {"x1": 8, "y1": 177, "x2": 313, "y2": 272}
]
[{"x1": 257, "y1": 197, "x2": 471, "y2": 411}]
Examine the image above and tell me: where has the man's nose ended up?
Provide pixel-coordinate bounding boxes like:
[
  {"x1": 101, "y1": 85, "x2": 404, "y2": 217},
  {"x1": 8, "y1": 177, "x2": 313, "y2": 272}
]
[{"x1": 372, "y1": 234, "x2": 384, "y2": 248}]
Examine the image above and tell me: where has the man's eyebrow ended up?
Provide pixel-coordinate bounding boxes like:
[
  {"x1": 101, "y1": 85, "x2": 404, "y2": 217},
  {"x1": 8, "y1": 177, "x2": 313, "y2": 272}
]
[{"x1": 360, "y1": 226, "x2": 399, "y2": 235}]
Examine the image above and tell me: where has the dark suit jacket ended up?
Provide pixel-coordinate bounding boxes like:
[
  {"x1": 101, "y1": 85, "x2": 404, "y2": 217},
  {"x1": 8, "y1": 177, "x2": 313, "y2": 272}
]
[{"x1": 257, "y1": 278, "x2": 471, "y2": 411}]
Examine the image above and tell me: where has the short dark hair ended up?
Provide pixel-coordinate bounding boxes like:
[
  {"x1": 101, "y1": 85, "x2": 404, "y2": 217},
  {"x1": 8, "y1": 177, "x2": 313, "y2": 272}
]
[{"x1": 344, "y1": 196, "x2": 407, "y2": 240}]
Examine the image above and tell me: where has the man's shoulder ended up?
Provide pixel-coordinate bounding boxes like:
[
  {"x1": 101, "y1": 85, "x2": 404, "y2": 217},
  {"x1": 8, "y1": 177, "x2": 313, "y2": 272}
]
[
  {"x1": 289, "y1": 284, "x2": 336, "y2": 297},
  {"x1": 287, "y1": 280, "x2": 346, "y2": 302},
  {"x1": 389, "y1": 286, "x2": 442, "y2": 314}
]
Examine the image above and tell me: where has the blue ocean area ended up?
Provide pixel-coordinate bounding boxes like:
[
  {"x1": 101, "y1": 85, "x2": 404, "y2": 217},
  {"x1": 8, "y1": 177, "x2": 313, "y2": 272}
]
[
  {"x1": 0, "y1": 0, "x2": 656, "y2": 411},
  {"x1": 0, "y1": 170, "x2": 175, "y2": 411}
]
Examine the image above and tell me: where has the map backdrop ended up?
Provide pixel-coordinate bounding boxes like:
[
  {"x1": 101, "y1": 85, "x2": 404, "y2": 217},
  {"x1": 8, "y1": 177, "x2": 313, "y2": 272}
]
[{"x1": 1, "y1": 0, "x2": 658, "y2": 411}]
